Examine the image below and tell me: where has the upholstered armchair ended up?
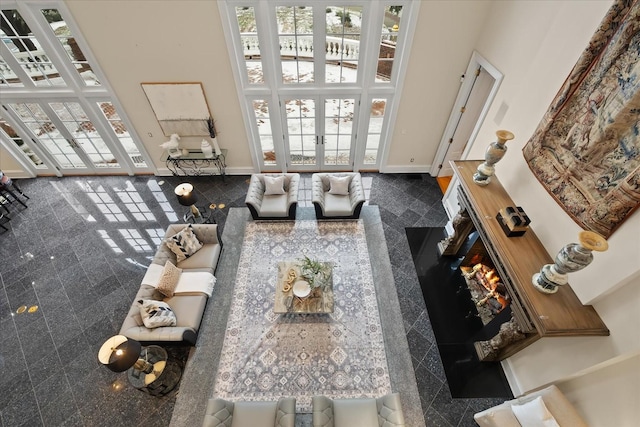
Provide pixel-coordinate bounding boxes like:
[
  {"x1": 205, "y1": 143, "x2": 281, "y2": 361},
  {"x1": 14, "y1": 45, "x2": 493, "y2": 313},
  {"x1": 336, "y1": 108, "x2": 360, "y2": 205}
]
[
  {"x1": 312, "y1": 173, "x2": 366, "y2": 219},
  {"x1": 312, "y1": 393, "x2": 405, "y2": 427},
  {"x1": 202, "y1": 397, "x2": 296, "y2": 427},
  {"x1": 245, "y1": 173, "x2": 300, "y2": 220}
]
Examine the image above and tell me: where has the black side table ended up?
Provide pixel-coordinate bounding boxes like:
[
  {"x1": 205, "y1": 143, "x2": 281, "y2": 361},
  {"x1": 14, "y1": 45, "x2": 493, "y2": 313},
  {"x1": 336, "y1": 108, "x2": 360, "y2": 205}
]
[{"x1": 127, "y1": 345, "x2": 182, "y2": 396}]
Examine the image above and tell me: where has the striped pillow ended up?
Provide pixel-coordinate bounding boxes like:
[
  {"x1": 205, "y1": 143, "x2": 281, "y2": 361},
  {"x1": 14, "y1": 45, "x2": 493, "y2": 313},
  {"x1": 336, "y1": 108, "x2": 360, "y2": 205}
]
[
  {"x1": 137, "y1": 299, "x2": 177, "y2": 328},
  {"x1": 165, "y1": 224, "x2": 203, "y2": 263}
]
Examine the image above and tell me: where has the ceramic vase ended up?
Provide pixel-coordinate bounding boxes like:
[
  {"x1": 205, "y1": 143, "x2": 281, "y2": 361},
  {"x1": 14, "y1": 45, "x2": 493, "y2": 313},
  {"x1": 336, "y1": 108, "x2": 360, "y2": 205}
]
[
  {"x1": 532, "y1": 230, "x2": 608, "y2": 294},
  {"x1": 201, "y1": 139, "x2": 213, "y2": 158},
  {"x1": 473, "y1": 130, "x2": 515, "y2": 186}
]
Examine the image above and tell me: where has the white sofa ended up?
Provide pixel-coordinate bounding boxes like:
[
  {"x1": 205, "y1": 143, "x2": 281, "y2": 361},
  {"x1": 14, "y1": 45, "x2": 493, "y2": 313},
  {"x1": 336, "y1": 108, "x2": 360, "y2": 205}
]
[
  {"x1": 119, "y1": 224, "x2": 222, "y2": 346},
  {"x1": 474, "y1": 385, "x2": 588, "y2": 427}
]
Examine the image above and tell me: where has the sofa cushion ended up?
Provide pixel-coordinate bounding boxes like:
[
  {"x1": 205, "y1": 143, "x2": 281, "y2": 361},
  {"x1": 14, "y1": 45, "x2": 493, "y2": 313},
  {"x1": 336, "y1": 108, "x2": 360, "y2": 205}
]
[
  {"x1": 323, "y1": 193, "x2": 353, "y2": 216},
  {"x1": 264, "y1": 175, "x2": 286, "y2": 195},
  {"x1": 333, "y1": 398, "x2": 378, "y2": 427},
  {"x1": 157, "y1": 261, "x2": 182, "y2": 297},
  {"x1": 231, "y1": 401, "x2": 277, "y2": 427},
  {"x1": 165, "y1": 224, "x2": 203, "y2": 262},
  {"x1": 260, "y1": 194, "x2": 288, "y2": 217},
  {"x1": 137, "y1": 299, "x2": 177, "y2": 328},
  {"x1": 512, "y1": 396, "x2": 559, "y2": 427},
  {"x1": 164, "y1": 293, "x2": 208, "y2": 330},
  {"x1": 328, "y1": 175, "x2": 351, "y2": 195},
  {"x1": 176, "y1": 243, "x2": 219, "y2": 271}
]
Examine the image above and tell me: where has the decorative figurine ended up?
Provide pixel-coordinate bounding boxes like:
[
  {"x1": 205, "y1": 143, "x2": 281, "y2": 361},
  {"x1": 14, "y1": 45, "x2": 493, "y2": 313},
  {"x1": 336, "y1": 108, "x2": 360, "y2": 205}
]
[{"x1": 160, "y1": 134, "x2": 182, "y2": 158}]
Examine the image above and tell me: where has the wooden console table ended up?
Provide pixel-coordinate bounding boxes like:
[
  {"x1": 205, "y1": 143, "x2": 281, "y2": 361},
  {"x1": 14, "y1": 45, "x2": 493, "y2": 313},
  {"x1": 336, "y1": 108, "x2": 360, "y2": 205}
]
[
  {"x1": 451, "y1": 160, "x2": 608, "y2": 360},
  {"x1": 162, "y1": 149, "x2": 227, "y2": 179}
]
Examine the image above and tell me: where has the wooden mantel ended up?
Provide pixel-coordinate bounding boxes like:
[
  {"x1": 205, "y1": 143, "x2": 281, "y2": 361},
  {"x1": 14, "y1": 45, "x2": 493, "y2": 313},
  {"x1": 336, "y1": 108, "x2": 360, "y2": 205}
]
[{"x1": 452, "y1": 160, "x2": 608, "y2": 350}]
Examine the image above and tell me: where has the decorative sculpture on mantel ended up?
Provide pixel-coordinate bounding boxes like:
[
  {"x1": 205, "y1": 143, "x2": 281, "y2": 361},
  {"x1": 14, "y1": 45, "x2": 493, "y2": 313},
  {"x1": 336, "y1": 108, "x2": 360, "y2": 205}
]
[
  {"x1": 532, "y1": 230, "x2": 608, "y2": 294},
  {"x1": 474, "y1": 315, "x2": 525, "y2": 361},
  {"x1": 438, "y1": 207, "x2": 474, "y2": 256},
  {"x1": 473, "y1": 130, "x2": 515, "y2": 186}
]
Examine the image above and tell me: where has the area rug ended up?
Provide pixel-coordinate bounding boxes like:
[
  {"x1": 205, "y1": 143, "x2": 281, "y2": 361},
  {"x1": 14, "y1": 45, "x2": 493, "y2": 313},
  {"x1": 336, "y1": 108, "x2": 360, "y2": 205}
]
[{"x1": 212, "y1": 219, "x2": 391, "y2": 412}]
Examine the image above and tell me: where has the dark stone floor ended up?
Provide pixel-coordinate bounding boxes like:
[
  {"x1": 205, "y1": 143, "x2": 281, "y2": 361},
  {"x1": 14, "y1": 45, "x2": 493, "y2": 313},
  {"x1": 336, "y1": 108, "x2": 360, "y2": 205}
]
[{"x1": 0, "y1": 172, "x2": 503, "y2": 426}]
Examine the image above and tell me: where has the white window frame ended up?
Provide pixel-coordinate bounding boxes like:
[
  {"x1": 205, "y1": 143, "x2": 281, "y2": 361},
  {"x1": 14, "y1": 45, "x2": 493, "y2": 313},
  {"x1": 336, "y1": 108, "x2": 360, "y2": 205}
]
[
  {"x1": 0, "y1": 0, "x2": 153, "y2": 177},
  {"x1": 219, "y1": 0, "x2": 420, "y2": 172}
]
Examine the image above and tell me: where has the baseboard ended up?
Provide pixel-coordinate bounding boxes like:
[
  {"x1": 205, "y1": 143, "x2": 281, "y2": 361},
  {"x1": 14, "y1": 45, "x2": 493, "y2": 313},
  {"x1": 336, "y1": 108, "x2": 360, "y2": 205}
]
[
  {"x1": 502, "y1": 359, "x2": 522, "y2": 396},
  {"x1": 381, "y1": 164, "x2": 433, "y2": 174},
  {"x1": 154, "y1": 166, "x2": 255, "y2": 176},
  {"x1": 1, "y1": 169, "x2": 33, "y2": 179}
]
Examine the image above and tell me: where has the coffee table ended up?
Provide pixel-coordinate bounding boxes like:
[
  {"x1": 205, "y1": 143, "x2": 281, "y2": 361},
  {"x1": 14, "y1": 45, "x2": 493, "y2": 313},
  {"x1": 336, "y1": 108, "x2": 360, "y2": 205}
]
[{"x1": 274, "y1": 260, "x2": 334, "y2": 314}]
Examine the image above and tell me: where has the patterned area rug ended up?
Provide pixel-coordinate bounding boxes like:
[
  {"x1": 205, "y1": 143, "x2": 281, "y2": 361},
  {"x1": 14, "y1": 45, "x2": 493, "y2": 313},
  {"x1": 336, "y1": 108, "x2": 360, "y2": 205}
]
[{"x1": 213, "y1": 220, "x2": 391, "y2": 412}]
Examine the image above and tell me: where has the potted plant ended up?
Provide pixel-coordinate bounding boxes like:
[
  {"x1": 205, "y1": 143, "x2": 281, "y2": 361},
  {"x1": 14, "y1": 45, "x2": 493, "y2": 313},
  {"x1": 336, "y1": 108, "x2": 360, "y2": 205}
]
[{"x1": 298, "y1": 255, "x2": 330, "y2": 289}]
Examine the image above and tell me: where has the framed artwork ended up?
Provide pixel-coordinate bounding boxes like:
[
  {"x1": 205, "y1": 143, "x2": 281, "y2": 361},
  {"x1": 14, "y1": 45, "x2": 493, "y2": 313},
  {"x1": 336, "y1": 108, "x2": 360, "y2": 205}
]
[
  {"x1": 523, "y1": 0, "x2": 640, "y2": 238},
  {"x1": 141, "y1": 82, "x2": 212, "y2": 136}
]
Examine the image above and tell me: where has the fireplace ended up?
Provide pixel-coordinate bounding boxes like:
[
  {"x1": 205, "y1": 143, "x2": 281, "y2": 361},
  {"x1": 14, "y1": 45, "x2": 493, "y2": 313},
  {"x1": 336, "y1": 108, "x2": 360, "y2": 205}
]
[{"x1": 439, "y1": 161, "x2": 608, "y2": 361}]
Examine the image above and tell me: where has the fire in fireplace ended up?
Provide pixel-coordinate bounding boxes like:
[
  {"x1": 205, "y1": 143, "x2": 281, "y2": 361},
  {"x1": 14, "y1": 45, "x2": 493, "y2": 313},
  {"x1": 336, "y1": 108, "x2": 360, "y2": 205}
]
[{"x1": 460, "y1": 253, "x2": 510, "y2": 325}]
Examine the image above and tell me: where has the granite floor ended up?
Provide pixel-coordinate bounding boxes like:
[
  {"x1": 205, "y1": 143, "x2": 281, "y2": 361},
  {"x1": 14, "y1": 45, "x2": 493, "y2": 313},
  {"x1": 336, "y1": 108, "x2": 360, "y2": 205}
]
[{"x1": 0, "y1": 172, "x2": 503, "y2": 427}]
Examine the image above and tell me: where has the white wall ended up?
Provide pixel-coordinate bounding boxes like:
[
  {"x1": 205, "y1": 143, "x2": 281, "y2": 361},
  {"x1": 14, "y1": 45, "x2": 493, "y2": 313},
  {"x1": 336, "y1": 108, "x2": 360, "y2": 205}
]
[
  {"x1": 386, "y1": 0, "x2": 491, "y2": 169},
  {"x1": 557, "y1": 353, "x2": 640, "y2": 427},
  {"x1": 467, "y1": 1, "x2": 640, "y2": 420},
  {"x1": 65, "y1": 0, "x2": 253, "y2": 174}
]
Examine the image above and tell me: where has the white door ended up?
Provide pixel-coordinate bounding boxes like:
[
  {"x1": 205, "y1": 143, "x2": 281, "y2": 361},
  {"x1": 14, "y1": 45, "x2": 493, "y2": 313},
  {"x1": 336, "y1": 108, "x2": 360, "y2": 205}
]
[
  {"x1": 431, "y1": 51, "x2": 504, "y2": 177},
  {"x1": 438, "y1": 67, "x2": 495, "y2": 177},
  {"x1": 4, "y1": 101, "x2": 126, "y2": 174},
  {"x1": 281, "y1": 95, "x2": 358, "y2": 171}
]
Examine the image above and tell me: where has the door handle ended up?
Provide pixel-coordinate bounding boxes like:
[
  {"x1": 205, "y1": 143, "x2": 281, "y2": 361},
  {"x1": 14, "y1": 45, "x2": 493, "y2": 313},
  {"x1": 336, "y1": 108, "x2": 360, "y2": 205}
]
[{"x1": 316, "y1": 136, "x2": 319, "y2": 145}]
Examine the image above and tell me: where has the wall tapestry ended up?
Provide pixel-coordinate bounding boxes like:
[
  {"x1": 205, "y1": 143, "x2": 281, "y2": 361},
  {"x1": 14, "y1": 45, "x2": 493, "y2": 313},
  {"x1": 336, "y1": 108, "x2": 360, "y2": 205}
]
[{"x1": 523, "y1": 0, "x2": 640, "y2": 238}]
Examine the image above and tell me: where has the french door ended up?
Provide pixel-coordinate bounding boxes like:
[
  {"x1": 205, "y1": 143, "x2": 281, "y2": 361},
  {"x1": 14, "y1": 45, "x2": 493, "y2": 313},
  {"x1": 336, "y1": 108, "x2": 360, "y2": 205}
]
[
  {"x1": 3, "y1": 100, "x2": 129, "y2": 174},
  {"x1": 282, "y1": 95, "x2": 358, "y2": 171},
  {"x1": 0, "y1": 2, "x2": 151, "y2": 176}
]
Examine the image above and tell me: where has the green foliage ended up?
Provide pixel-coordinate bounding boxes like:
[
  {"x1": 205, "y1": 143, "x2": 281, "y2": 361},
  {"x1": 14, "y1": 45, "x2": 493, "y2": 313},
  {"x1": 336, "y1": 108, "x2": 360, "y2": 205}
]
[{"x1": 298, "y1": 255, "x2": 329, "y2": 289}]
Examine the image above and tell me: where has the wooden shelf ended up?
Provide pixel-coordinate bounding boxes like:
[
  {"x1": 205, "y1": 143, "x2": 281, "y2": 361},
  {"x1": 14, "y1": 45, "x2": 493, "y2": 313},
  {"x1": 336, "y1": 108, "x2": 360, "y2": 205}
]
[{"x1": 452, "y1": 160, "x2": 608, "y2": 338}]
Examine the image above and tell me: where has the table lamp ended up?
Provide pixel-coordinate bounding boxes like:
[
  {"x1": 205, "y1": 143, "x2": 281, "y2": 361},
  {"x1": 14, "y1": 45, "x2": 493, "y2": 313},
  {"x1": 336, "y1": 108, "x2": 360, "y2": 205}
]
[{"x1": 174, "y1": 183, "x2": 201, "y2": 218}]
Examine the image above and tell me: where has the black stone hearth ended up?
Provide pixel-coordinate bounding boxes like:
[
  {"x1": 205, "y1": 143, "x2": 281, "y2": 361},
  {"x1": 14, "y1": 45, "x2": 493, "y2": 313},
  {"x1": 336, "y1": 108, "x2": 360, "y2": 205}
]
[{"x1": 406, "y1": 227, "x2": 513, "y2": 399}]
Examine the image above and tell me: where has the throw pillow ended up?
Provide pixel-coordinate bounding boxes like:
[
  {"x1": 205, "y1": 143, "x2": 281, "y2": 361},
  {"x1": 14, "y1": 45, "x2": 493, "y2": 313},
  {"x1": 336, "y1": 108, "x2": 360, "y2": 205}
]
[
  {"x1": 157, "y1": 261, "x2": 182, "y2": 297},
  {"x1": 328, "y1": 175, "x2": 351, "y2": 195},
  {"x1": 165, "y1": 224, "x2": 203, "y2": 263},
  {"x1": 137, "y1": 299, "x2": 177, "y2": 328},
  {"x1": 264, "y1": 175, "x2": 286, "y2": 195},
  {"x1": 511, "y1": 396, "x2": 560, "y2": 427}
]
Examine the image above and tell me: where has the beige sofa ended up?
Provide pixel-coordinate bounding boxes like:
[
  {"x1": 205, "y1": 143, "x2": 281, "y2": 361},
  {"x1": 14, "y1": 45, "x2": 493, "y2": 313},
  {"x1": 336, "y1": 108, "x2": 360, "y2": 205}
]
[
  {"x1": 202, "y1": 397, "x2": 296, "y2": 427},
  {"x1": 119, "y1": 224, "x2": 222, "y2": 346},
  {"x1": 474, "y1": 385, "x2": 588, "y2": 427},
  {"x1": 312, "y1": 393, "x2": 405, "y2": 427}
]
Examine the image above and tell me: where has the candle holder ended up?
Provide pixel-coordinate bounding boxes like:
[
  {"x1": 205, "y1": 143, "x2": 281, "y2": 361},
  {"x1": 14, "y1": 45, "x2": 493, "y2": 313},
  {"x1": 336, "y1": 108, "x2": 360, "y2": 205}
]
[
  {"x1": 473, "y1": 130, "x2": 515, "y2": 186},
  {"x1": 532, "y1": 231, "x2": 608, "y2": 294}
]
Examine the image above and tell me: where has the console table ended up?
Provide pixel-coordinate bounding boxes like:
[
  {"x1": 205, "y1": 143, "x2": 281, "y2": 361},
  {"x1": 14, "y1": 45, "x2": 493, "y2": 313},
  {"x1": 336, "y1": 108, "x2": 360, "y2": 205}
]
[
  {"x1": 450, "y1": 160, "x2": 608, "y2": 360},
  {"x1": 162, "y1": 149, "x2": 227, "y2": 179}
]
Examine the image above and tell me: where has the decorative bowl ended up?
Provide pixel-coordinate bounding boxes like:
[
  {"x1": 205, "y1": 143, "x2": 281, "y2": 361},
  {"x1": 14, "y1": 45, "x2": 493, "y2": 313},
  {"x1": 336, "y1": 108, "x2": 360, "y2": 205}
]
[{"x1": 292, "y1": 280, "x2": 311, "y2": 298}]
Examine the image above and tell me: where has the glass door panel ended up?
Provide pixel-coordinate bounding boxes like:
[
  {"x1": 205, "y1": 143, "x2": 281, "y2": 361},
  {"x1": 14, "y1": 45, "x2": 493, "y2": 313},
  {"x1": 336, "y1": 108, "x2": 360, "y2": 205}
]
[
  {"x1": 251, "y1": 99, "x2": 277, "y2": 166},
  {"x1": 323, "y1": 98, "x2": 355, "y2": 167},
  {"x1": 283, "y1": 98, "x2": 317, "y2": 168},
  {"x1": 49, "y1": 102, "x2": 120, "y2": 169},
  {"x1": 8, "y1": 102, "x2": 88, "y2": 171}
]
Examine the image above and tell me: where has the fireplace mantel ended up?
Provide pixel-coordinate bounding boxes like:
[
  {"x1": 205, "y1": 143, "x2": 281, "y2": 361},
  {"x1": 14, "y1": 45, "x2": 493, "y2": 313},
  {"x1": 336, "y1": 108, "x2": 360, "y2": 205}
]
[{"x1": 451, "y1": 160, "x2": 609, "y2": 359}]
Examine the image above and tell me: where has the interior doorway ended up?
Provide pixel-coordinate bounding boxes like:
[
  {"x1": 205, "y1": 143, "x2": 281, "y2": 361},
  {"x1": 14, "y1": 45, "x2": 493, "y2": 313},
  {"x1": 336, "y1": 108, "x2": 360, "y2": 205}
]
[{"x1": 430, "y1": 51, "x2": 503, "y2": 178}]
